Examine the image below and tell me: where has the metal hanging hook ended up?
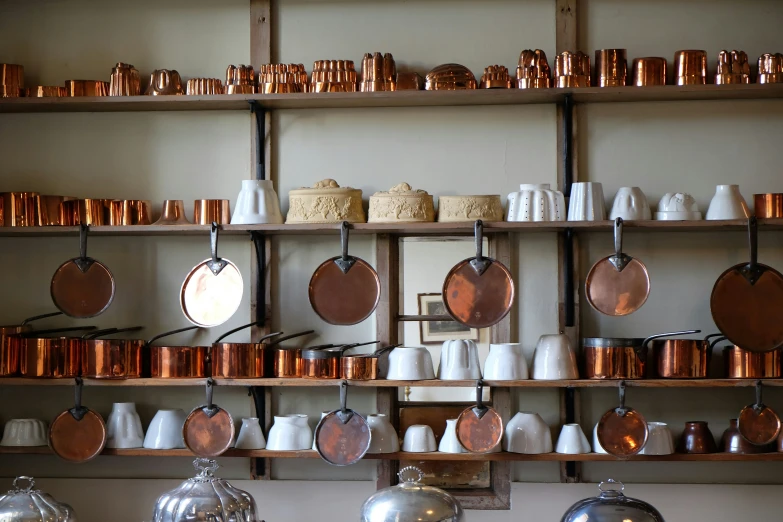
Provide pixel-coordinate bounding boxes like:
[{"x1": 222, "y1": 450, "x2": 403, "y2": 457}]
[
  {"x1": 609, "y1": 217, "x2": 632, "y2": 272},
  {"x1": 470, "y1": 220, "x2": 491, "y2": 276},
  {"x1": 74, "y1": 224, "x2": 94, "y2": 273},
  {"x1": 472, "y1": 379, "x2": 488, "y2": 419},
  {"x1": 754, "y1": 380, "x2": 766, "y2": 413},
  {"x1": 615, "y1": 380, "x2": 628, "y2": 417},
  {"x1": 69, "y1": 377, "x2": 88, "y2": 421},
  {"x1": 336, "y1": 380, "x2": 354, "y2": 424},
  {"x1": 206, "y1": 222, "x2": 228, "y2": 276},
  {"x1": 202, "y1": 378, "x2": 219, "y2": 418},
  {"x1": 334, "y1": 221, "x2": 356, "y2": 274}
]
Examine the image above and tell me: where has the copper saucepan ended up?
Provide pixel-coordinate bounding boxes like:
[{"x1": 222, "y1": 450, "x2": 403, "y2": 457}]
[
  {"x1": 718, "y1": 336, "x2": 782, "y2": 379},
  {"x1": 270, "y1": 340, "x2": 333, "y2": 379},
  {"x1": 651, "y1": 332, "x2": 722, "y2": 379},
  {"x1": 147, "y1": 326, "x2": 206, "y2": 378},
  {"x1": 341, "y1": 344, "x2": 400, "y2": 380},
  {"x1": 0, "y1": 312, "x2": 63, "y2": 376},
  {"x1": 81, "y1": 326, "x2": 145, "y2": 379},
  {"x1": 16, "y1": 326, "x2": 98, "y2": 378},
  {"x1": 582, "y1": 330, "x2": 699, "y2": 379},
  {"x1": 303, "y1": 341, "x2": 380, "y2": 379}
]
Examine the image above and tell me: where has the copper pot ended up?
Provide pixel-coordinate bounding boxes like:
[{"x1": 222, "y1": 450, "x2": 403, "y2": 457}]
[
  {"x1": 652, "y1": 333, "x2": 721, "y2": 379},
  {"x1": 61, "y1": 199, "x2": 112, "y2": 226},
  {"x1": 146, "y1": 326, "x2": 205, "y2": 378},
  {"x1": 270, "y1": 341, "x2": 338, "y2": 378},
  {"x1": 302, "y1": 348, "x2": 342, "y2": 379},
  {"x1": 194, "y1": 200, "x2": 231, "y2": 225},
  {"x1": 340, "y1": 344, "x2": 398, "y2": 380},
  {"x1": 0, "y1": 312, "x2": 63, "y2": 376},
  {"x1": 210, "y1": 323, "x2": 280, "y2": 379},
  {"x1": 2, "y1": 192, "x2": 41, "y2": 227},
  {"x1": 754, "y1": 194, "x2": 783, "y2": 219},
  {"x1": 16, "y1": 327, "x2": 97, "y2": 378},
  {"x1": 582, "y1": 331, "x2": 698, "y2": 379},
  {"x1": 81, "y1": 327, "x2": 144, "y2": 379},
  {"x1": 722, "y1": 339, "x2": 782, "y2": 379}
]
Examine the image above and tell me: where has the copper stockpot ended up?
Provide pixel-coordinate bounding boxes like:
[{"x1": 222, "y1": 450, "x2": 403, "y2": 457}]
[
  {"x1": 722, "y1": 339, "x2": 782, "y2": 379},
  {"x1": 194, "y1": 200, "x2": 231, "y2": 225},
  {"x1": 15, "y1": 327, "x2": 98, "y2": 378},
  {"x1": 61, "y1": 199, "x2": 111, "y2": 226},
  {"x1": 81, "y1": 327, "x2": 144, "y2": 379},
  {"x1": 594, "y1": 49, "x2": 627, "y2": 87},
  {"x1": 674, "y1": 50, "x2": 707, "y2": 85},
  {"x1": 651, "y1": 333, "x2": 722, "y2": 379},
  {"x1": 0, "y1": 312, "x2": 63, "y2": 376},
  {"x1": 340, "y1": 345, "x2": 398, "y2": 380},
  {"x1": 754, "y1": 194, "x2": 783, "y2": 218},
  {"x1": 583, "y1": 331, "x2": 699, "y2": 379},
  {"x1": 632, "y1": 57, "x2": 667, "y2": 86},
  {"x1": 147, "y1": 326, "x2": 205, "y2": 378},
  {"x1": 2, "y1": 192, "x2": 41, "y2": 227},
  {"x1": 109, "y1": 200, "x2": 153, "y2": 225}
]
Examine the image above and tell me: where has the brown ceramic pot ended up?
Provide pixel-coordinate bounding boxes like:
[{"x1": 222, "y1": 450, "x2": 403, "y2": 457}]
[
  {"x1": 677, "y1": 421, "x2": 717, "y2": 454},
  {"x1": 721, "y1": 419, "x2": 774, "y2": 454}
]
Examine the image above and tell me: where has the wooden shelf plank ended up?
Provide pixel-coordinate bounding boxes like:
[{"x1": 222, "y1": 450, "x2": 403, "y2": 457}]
[{"x1": 2, "y1": 84, "x2": 783, "y2": 113}]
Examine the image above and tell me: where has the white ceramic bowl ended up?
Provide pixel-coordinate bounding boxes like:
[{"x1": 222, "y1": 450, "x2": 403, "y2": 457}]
[
  {"x1": 106, "y1": 402, "x2": 144, "y2": 449},
  {"x1": 386, "y1": 346, "x2": 435, "y2": 380},
  {"x1": 267, "y1": 414, "x2": 312, "y2": 451},
  {"x1": 0, "y1": 419, "x2": 48, "y2": 447},
  {"x1": 555, "y1": 423, "x2": 591, "y2": 454},
  {"x1": 235, "y1": 417, "x2": 266, "y2": 450},
  {"x1": 503, "y1": 412, "x2": 553, "y2": 454},
  {"x1": 402, "y1": 424, "x2": 437, "y2": 452},
  {"x1": 484, "y1": 343, "x2": 529, "y2": 380},
  {"x1": 438, "y1": 339, "x2": 481, "y2": 380},
  {"x1": 609, "y1": 187, "x2": 652, "y2": 220},
  {"x1": 367, "y1": 414, "x2": 399, "y2": 454},
  {"x1": 639, "y1": 421, "x2": 674, "y2": 455},
  {"x1": 531, "y1": 334, "x2": 579, "y2": 380},
  {"x1": 143, "y1": 409, "x2": 187, "y2": 450}
]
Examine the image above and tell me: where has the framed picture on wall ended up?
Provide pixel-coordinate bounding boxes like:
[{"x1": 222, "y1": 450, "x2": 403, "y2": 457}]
[{"x1": 417, "y1": 293, "x2": 479, "y2": 344}]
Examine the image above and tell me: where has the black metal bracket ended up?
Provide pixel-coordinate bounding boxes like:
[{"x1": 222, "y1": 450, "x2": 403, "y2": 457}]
[
  {"x1": 251, "y1": 232, "x2": 267, "y2": 328},
  {"x1": 562, "y1": 93, "x2": 574, "y2": 197},
  {"x1": 249, "y1": 386, "x2": 267, "y2": 477},
  {"x1": 564, "y1": 228, "x2": 575, "y2": 328},
  {"x1": 249, "y1": 101, "x2": 266, "y2": 181}
]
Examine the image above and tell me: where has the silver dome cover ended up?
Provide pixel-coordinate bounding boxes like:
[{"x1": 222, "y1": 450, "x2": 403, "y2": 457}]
[
  {"x1": 561, "y1": 479, "x2": 665, "y2": 522},
  {"x1": 0, "y1": 476, "x2": 76, "y2": 522},
  {"x1": 360, "y1": 466, "x2": 465, "y2": 522}
]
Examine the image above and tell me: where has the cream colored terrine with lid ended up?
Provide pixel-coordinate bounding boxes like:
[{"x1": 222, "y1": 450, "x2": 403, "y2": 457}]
[
  {"x1": 437, "y1": 195, "x2": 504, "y2": 222},
  {"x1": 368, "y1": 183, "x2": 435, "y2": 223},
  {"x1": 286, "y1": 178, "x2": 366, "y2": 223}
]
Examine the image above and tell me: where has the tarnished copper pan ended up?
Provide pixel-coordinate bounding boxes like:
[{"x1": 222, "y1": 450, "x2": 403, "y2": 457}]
[
  {"x1": 340, "y1": 345, "x2": 399, "y2": 380},
  {"x1": 455, "y1": 380, "x2": 503, "y2": 453},
  {"x1": 2, "y1": 192, "x2": 40, "y2": 227},
  {"x1": 0, "y1": 312, "x2": 63, "y2": 376},
  {"x1": 16, "y1": 326, "x2": 97, "y2": 378},
  {"x1": 314, "y1": 381, "x2": 371, "y2": 466},
  {"x1": 81, "y1": 327, "x2": 144, "y2": 379},
  {"x1": 754, "y1": 194, "x2": 783, "y2": 219},
  {"x1": 212, "y1": 329, "x2": 314, "y2": 379},
  {"x1": 146, "y1": 326, "x2": 204, "y2": 378},
  {"x1": 722, "y1": 340, "x2": 782, "y2": 379},
  {"x1": 183, "y1": 380, "x2": 234, "y2": 457}
]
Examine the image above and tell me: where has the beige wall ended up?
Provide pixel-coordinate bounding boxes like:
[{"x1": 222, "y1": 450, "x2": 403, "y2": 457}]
[{"x1": 1, "y1": 0, "x2": 782, "y2": 520}]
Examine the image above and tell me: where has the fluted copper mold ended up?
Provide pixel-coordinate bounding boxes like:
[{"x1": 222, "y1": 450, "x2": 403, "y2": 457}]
[
  {"x1": 310, "y1": 60, "x2": 358, "y2": 93},
  {"x1": 258, "y1": 64, "x2": 308, "y2": 94},
  {"x1": 26, "y1": 86, "x2": 67, "y2": 97},
  {"x1": 758, "y1": 53, "x2": 783, "y2": 84},
  {"x1": 61, "y1": 199, "x2": 112, "y2": 226},
  {"x1": 360, "y1": 53, "x2": 396, "y2": 92},
  {"x1": 65, "y1": 80, "x2": 109, "y2": 97},
  {"x1": 674, "y1": 50, "x2": 707, "y2": 85},
  {"x1": 186, "y1": 78, "x2": 224, "y2": 95},
  {"x1": 632, "y1": 57, "x2": 667, "y2": 86},
  {"x1": 1, "y1": 64, "x2": 24, "y2": 98},
  {"x1": 595, "y1": 49, "x2": 627, "y2": 87},
  {"x1": 480, "y1": 65, "x2": 511, "y2": 89},
  {"x1": 715, "y1": 50, "x2": 751, "y2": 85},
  {"x1": 226, "y1": 65, "x2": 256, "y2": 94},
  {"x1": 555, "y1": 51, "x2": 591, "y2": 88},
  {"x1": 517, "y1": 49, "x2": 551, "y2": 89},
  {"x1": 109, "y1": 200, "x2": 153, "y2": 225},
  {"x1": 425, "y1": 63, "x2": 477, "y2": 90},
  {"x1": 145, "y1": 69, "x2": 184, "y2": 96},
  {"x1": 109, "y1": 63, "x2": 141, "y2": 96},
  {"x1": 396, "y1": 72, "x2": 424, "y2": 90}
]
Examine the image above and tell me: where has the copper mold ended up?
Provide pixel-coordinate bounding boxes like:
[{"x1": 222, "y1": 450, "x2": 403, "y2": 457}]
[
  {"x1": 395, "y1": 72, "x2": 424, "y2": 91},
  {"x1": 61, "y1": 199, "x2": 112, "y2": 226},
  {"x1": 2, "y1": 192, "x2": 41, "y2": 227},
  {"x1": 754, "y1": 194, "x2": 783, "y2": 218},
  {"x1": 595, "y1": 49, "x2": 627, "y2": 87},
  {"x1": 40, "y1": 195, "x2": 77, "y2": 226},
  {"x1": 758, "y1": 53, "x2": 783, "y2": 84},
  {"x1": 516, "y1": 49, "x2": 551, "y2": 89},
  {"x1": 674, "y1": 50, "x2": 707, "y2": 85},
  {"x1": 194, "y1": 200, "x2": 230, "y2": 225},
  {"x1": 310, "y1": 60, "x2": 358, "y2": 93},
  {"x1": 555, "y1": 51, "x2": 591, "y2": 88},
  {"x1": 1, "y1": 64, "x2": 24, "y2": 98},
  {"x1": 723, "y1": 345, "x2": 781, "y2": 379},
  {"x1": 109, "y1": 63, "x2": 140, "y2": 96},
  {"x1": 153, "y1": 200, "x2": 190, "y2": 225},
  {"x1": 145, "y1": 69, "x2": 184, "y2": 96},
  {"x1": 226, "y1": 65, "x2": 256, "y2": 94},
  {"x1": 186, "y1": 78, "x2": 224, "y2": 95},
  {"x1": 109, "y1": 200, "x2": 152, "y2": 226},
  {"x1": 480, "y1": 65, "x2": 511, "y2": 89},
  {"x1": 26, "y1": 86, "x2": 67, "y2": 97},
  {"x1": 65, "y1": 80, "x2": 109, "y2": 97},
  {"x1": 425, "y1": 63, "x2": 477, "y2": 90},
  {"x1": 715, "y1": 50, "x2": 750, "y2": 85},
  {"x1": 360, "y1": 53, "x2": 396, "y2": 92},
  {"x1": 257, "y1": 64, "x2": 308, "y2": 94},
  {"x1": 632, "y1": 57, "x2": 667, "y2": 86}
]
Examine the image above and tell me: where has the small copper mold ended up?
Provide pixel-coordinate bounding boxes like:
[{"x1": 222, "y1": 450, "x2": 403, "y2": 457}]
[
  {"x1": 145, "y1": 69, "x2": 184, "y2": 96},
  {"x1": 26, "y1": 86, "x2": 68, "y2": 97},
  {"x1": 715, "y1": 50, "x2": 751, "y2": 85},
  {"x1": 109, "y1": 63, "x2": 140, "y2": 96},
  {"x1": 186, "y1": 78, "x2": 224, "y2": 95},
  {"x1": 516, "y1": 49, "x2": 551, "y2": 89},
  {"x1": 1, "y1": 64, "x2": 24, "y2": 98},
  {"x1": 480, "y1": 65, "x2": 511, "y2": 89},
  {"x1": 555, "y1": 51, "x2": 591, "y2": 88},
  {"x1": 425, "y1": 63, "x2": 477, "y2": 90},
  {"x1": 258, "y1": 64, "x2": 308, "y2": 93},
  {"x1": 309, "y1": 60, "x2": 358, "y2": 93},
  {"x1": 632, "y1": 57, "x2": 667, "y2": 86},
  {"x1": 758, "y1": 53, "x2": 783, "y2": 84},
  {"x1": 226, "y1": 65, "x2": 256, "y2": 94},
  {"x1": 674, "y1": 50, "x2": 707, "y2": 85},
  {"x1": 64, "y1": 80, "x2": 109, "y2": 97},
  {"x1": 595, "y1": 49, "x2": 627, "y2": 87},
  {"x1": 395, "y1": 72, "x2": 424, "y2": 90},
  {"x1": 360, "y1": 52, "x2": 396, "y2": 92}
]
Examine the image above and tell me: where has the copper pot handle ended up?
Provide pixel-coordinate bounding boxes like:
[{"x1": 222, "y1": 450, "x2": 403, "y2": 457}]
[
  {"x1": 609, "y1": 217, "x2": 632, "y2": 272},
  {"x1": 21, "y1": 326, "x2": 98, "y2": 337},
  {"x1": 334, "y1": 221, "x2": 356, "y2": 275},
  {"x1": 371, "y1": 344, "x2": 401, "y2": 357},
  {"x1": 84, "y1": 326, "x2": 144, "y2": 340},
  {"x1": 21, "y1": 312, "x2": 63, "y2": 325},
  {"x1": 146, "y1": 326, "x2": 200, "y2": 346},
  {"x1": 638, "y1": 329, "x2": 702, "y2": 355},
  {"x1": 741, "y1": 216, "x2": 766, "y2": 284},
  {"x1": 212, "y1": 321, "x2": 279, "y2": 344},
  {"x1": 266, "y1": 330, "x2": 316, "y2": 348},
  {"x1": 703, "y1": 333, "x2": 725, "y2": 357},
  {"x1": 205, "y1": 222, "x2": 228, "y2": 276},
  {"x1": 470, "y1": 220, "x2": 491, "y2": 276}
]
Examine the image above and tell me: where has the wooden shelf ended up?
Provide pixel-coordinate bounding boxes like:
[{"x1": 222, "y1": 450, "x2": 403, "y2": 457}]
[
  {"x1": 2, "y1": 377, "x2": 782, "y2": 388},
  {"x1": 1, "y1": 219, "x2": 782, "y2": 238},
  {"x1": 1, "y1": 447, "x2": 782, "y2": 461},
  {"x1": 2, "y1": 84, "x2": 783, "y2": 113}
]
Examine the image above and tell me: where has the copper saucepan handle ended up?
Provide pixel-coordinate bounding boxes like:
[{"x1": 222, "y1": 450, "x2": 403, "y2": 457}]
[
  {"x1": 638, "y1": 329, "x2": 702, "y2": 355},
  {"x1": 21, "y1": 326, "x2": 98, "y2": 338},
  {"x1": 146, "y1": 326, "x2": 201, "y2": 347},
  {"x1": 21, "y1": 312, "x2": 64, "y2": 325},
  {"x1": 266, "y1": 330, "x2": 316, "y2": 348},
  {"x1": 212, "y1": 320, "x2": 281, "y2": 344}
]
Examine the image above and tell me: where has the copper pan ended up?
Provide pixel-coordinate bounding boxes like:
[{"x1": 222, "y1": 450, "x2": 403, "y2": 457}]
[
  {"x1": 209, "y1": 322, "x2": 282, "y2": 379},
  {"x1": 738, "y1": 381, "x2": 781, "y2": 446},
  {"x1": 16, "y1": 326, "x2": 98, "y2": 378},
  {"x1": 719, "y1": 336, "x2": 782, "y2": 379},
  {"x1": 183, "y1": 379, "x2": 234, "y2": 457},
  {"x1": 455, "y1": 380, "x2": 504, "y2": 453},
  {"x1": 60, "y1": 199, "x2": 111, "y2": 226},
  {"x1": 272, "y1": 342, "x2": 339, "y2": 378},
  {"x1": 597, "y1": 381, "x2": 648, "y2": 457},
  {"x1": 109, "y1": 200, "x2": 153, "y2": 226},
  {"x1": 754, "y1": 194, "x2": 783, "y2": 219},
  {"x1": 303, "y1": 341, "x2": 379, "y2": 379},
  {"x1": 314, "y1": 381, "x2": 371, "y2": 466},
  {"x1": 81, "y1": 326, "x2": 144, "y2": 379},
  {"x1": 0, "y1": 312, "x2": 63, "y2": 376},
  {"x1": 194, "y1": 200, "x2": 231, "y2": 225},
  {"x1": 651, "y1": 332, "x2": 720, "y2": 379},
  {"x1": 340, "y1": 344, "x2": 399, "y2": 380},
  {"x1": 147, "y1": 326, "x2": 205, "y2": 378},
  {"x1": 49, "y1": 378, "x2": 106, "y2": 462}
]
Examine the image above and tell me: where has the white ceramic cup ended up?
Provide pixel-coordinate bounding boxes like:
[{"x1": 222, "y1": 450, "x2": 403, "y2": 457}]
[
  {"x1": 567, "y1": 182, "x2": 606, "y2": 221},
  {"x1": 610, "y1": 187, "x2": 652, "y2": 220},
  {"x1": 531, "y1": 334, "x2": 579, "y2": 380},
  {"x1": 592, "y1": 422, "x2": 608, "y2": 454},
  {"x1": 705, "y1": 185, "x2": 750, "y2": 220},
  {"x1": 106, "y1": 402, "x2": 144, "y2": 449},
  {"x1": 234, "y1": 417, "x2": 266, "y2": 450},
  {"x1": 231, "y1": 179, "x2": 284, "y2": 225},
  {"x1": 0, "y1": 419, "x2": 48, "y2": 447},
  {"x1": 438, "y1": 419, "x2": 467, "y2": 453},
  {"x1": 266, "y1": 414, "x2": 312, "y2": 451},
  {"x1": 503, "y1": 412, "x2": 553, "y2": 454},
  {"x1": 438, "y1": 339, "x2": 481, "y2": 380},
  {"x1": 639, "y1": 421, "x2": 674, "y2": 455},
  {"x1": 367, "y1": 414, "x2": 399, "y2": 454},
  {"x1": 555, "y1": 423, "x2": 591, "y2": 454},
  {"x1": 143, "y1": 409, "x2": 187, "y2": 450},
  {"x1": 484, "y1": 343, "x2": 529, "y2": 380},
  {"x1": 386, "y1": 346, "x2": 435, "y2": 380},
  {"x1": 402, "y1": 424, "x2": 437, "y2": 452}
]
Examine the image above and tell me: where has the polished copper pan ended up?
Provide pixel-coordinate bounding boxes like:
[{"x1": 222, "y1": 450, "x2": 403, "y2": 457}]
[
  {"x1": 2, "y1": 192, "x2": 40, "y2": 227},
  {"x1": 754, "y1": 194, "x2": 783, "y2": 218},
  {"x1": 61, "y1": 199, "x2": 111, "y2": 226},
  {"x1": 555, "y1": 51, "x2": 590, "y2": 88},
  {"x1": 49, "y1": 379, "x2": 106, "y2": 462},
  {"x1": 26, "y1": 86, "x2": 67, "y2": 97},
  {"x1": 109, "y1": 200, "x2": 153, "y2": 226},
  {"x1": 65, "y1": 80, "x2": 109, "y2": 97},
  {"x1": 582, "y1": 331, "x2": 699, "y2": 379},
  {"x1": 0, "y1": 312, "x2": 64, "y2": 376},
  {"x1": 16, "y1": 326, "x2": 97, "y2": 378},
  {"x1": 147, "y1": 326, "x2": 204, "y2": 378},
  {"x1": 212, "y1": 329, "x2": 314, "y2": 379},
  {"x1": 455, "y1": 380, "x2": 504, "y2": 453},
  {"x1": 597, "y1": 382, "x2": 648, "y2": 457},
  {"x1": 81, "y1": 327, "x2": 144, "y2": 379},
  {"x1": 314, "y1": 381, "x2": 371, "y2": 466},
  {"x1": 722, "y1": 342, "x2": 782, "y2": 379},
  {"x1": 302, "y1": 341, "x2": 379, "y2": 379},
  {"x1": 632, "y1": 57, "x2": 667, "y2": 86},
  {"x1": 594, "y1": 49, "x2": 627, "y2": 87},
  {"x1": 651, "y1": 333, "x2": 721, "y2": 379},
  {"x1": 340, "y1": 345, "x2": 398, "y2": 380},
  {"x1": 271, "y1": 342, "x2": 342, "y2": 378},
  {"x1": 674, "y1": 50, "x2": 707, "y2": 85}
]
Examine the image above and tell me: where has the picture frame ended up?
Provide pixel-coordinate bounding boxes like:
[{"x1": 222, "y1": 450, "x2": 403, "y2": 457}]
[{"x1": 417, "y1": 293, "x2": 479, "y2": 344}]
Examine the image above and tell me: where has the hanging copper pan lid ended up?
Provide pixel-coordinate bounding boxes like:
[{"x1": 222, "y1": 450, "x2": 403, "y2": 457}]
[
  {"x1": 182, "y1": 379, "x2": 235, "y2": 457},
  {"x1": 585, "y1": 218, "x2": 650, "y2": 317},
  {"x1": 181, "y1": 223, "x2": 244, "y2": 328},
  {"x1": 455, "y1": 379, "x2": 504, "y2": 453},
  {"x1": 50, "y1": 224, "x2": 115, "y2": 318},
  {"x1": 309, "y1": 222, "x2": 381, "y2": 325},
  {"x1": 49, "y1": 378, "x2": 107, "y2": 463},
  {"x1": 442, "y1": 220, "x2": 514, "y2": 328},
  {"x1": 597, "y1": 381, "x2": 648, "y2": 457},
  {"x1": 737, "y1": 381, "x2": 781, "y2": 446},
  {"x1": 314, "y1": 381, "x2": 371, "y2": 466},
  {"x1": 711, "y1": 217, "x2": 783, "y2": 353}
]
